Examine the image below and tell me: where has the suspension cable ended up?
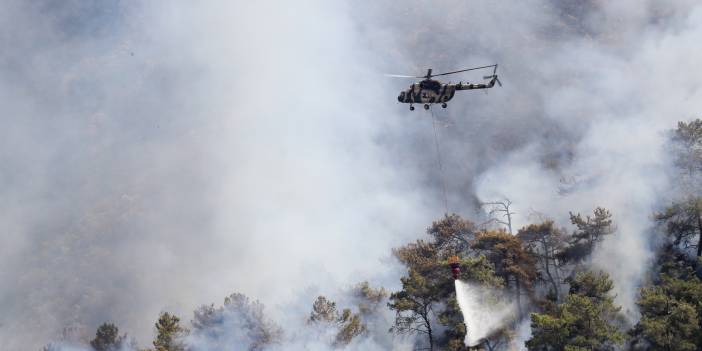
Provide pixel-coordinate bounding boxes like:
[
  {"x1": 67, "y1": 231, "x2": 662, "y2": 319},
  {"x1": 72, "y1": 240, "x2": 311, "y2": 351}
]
[{"x1": 429, "y1": 107, "x2": 449, "y2": 214}]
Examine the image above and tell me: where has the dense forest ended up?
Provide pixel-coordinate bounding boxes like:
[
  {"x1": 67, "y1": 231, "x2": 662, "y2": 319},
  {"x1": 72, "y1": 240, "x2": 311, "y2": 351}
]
[{"x1": 41, "y1": 119, "x2": 702, "y2": 351}]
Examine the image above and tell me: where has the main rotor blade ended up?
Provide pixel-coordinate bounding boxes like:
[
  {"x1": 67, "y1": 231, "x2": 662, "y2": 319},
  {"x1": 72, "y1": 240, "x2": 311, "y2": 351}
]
[
  {"x1": 431, "y1": 64, "x2": 497, "y2": 77},
  {"x1": 384, "y1": 74, "x2": 419, "y2": 78}
]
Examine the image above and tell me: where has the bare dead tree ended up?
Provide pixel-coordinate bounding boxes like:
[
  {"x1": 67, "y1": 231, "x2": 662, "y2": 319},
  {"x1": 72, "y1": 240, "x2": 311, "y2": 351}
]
[{"x1": 480, "y1": 199, "x2": 516, "y2": 234}]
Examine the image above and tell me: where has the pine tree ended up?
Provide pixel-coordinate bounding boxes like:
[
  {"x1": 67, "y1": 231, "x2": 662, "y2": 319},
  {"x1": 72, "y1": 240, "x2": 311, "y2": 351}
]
[
  {"x1": 309, "y1": 296, "x2": 338, "y2": 323},
  {"x1": 472, "y1": 230, "x2": 537, "y2": 316},
  {"x1": 153, "y1": 312, "x2": 186, "y2": 351},
  {"x1": 308, "y1": 295, "x2": 367, "y2": 347},
  {"x1": 90, "y1": 323, "x2": 125, "y2": 351},
  {"x1": 518, "y1": 221, "x2": 566, "y2": 301},
  {"x1": 656, "y1": 198, "x2": 702, "y2": 256},
  {"x1": 526, "y1": 271, "x2": 624, "y2": 351},
  {"x1": 634, "y1": 280, "x2": 699, "y2": 351},
  {"x1": 560, "y1": 207, "x2": 614, "y2": 263},
  {"x1": 427, "y1": 213, "x2": 477, "y2": 254}
]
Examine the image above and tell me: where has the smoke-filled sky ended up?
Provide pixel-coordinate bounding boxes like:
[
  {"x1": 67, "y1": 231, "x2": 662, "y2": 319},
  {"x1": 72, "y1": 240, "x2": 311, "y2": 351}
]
[{"x1": 2, "y1": 1, "x2": 702, "y2": 350}]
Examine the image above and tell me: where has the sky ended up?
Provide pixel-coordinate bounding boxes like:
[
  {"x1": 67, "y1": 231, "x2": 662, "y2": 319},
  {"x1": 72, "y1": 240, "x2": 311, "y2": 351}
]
[{"x1": 2, "y1": 1, "x2": 702, "y2": 350}]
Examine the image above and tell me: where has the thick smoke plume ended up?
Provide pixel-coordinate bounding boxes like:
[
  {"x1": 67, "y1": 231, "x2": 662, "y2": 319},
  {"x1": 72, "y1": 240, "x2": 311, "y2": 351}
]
[{"x1": 2, "y1": 0, "x2": 702, "y2": 350}]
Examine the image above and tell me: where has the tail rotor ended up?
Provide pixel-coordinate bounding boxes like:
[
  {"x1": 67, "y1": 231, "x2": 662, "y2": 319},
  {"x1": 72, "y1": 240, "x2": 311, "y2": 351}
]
[{"x1": 483, "y1": 64, "x2": 502, "y2": 87}]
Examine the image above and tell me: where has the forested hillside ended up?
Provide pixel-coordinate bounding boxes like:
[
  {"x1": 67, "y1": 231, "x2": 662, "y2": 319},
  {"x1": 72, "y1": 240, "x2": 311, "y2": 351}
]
[{"x1": 42, "y1": 119, "x2": 702, "y2": 351}]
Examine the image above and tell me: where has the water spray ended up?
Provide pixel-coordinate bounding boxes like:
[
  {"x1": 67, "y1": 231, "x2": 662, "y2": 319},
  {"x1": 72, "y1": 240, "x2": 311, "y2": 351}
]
[{"x1": 450, "y1": 255, "x2": 517, "y2": 348}]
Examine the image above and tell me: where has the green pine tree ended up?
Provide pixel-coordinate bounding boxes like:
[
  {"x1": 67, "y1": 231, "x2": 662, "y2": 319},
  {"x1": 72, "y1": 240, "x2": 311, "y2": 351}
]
[
  {"x1": 90, "y1": 323, "x2": 125, "y2": 351},
  {"x1": 526, "y1": 271, "x2": 624, "y2": 351},
  {"x1": 153, "y1": 312, "x2": 187, "y2": 351}
]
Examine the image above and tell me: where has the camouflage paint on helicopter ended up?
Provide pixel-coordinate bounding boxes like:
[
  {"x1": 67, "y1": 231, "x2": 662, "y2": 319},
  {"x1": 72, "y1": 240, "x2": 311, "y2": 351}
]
[{"x1": 390, "y1": 65, "x2": 502, "y2": 111}]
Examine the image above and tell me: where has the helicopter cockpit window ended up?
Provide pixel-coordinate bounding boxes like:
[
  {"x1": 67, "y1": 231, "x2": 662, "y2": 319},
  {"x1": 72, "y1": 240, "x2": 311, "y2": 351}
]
[{"x1": 420, "y1": 80, "x2": 441, "y2": 93}]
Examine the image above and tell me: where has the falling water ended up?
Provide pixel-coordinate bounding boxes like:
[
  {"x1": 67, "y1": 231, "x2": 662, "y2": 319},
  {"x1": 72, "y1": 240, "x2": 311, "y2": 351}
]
[{"x1": 454, "y1": 280, "x2": 516, "y2": 347}]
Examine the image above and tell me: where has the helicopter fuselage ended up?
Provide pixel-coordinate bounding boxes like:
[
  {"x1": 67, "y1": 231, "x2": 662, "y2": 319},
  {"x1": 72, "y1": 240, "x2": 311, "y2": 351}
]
[{"x1": 397, "y1": 79, "x2": 456, "y2": 105}]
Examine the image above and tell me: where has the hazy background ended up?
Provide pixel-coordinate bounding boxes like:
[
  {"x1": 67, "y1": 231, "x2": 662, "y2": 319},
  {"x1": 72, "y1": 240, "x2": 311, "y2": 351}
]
[{"x1": 2, "y1": 0, "x2": 702, "y2": 349}]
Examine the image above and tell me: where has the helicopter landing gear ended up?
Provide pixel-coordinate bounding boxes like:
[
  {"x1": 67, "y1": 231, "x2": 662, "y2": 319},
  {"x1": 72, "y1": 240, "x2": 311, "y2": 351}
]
[
  {"x1": 409, "y1": 105, "x2": 415, "y2": 111},
  {"x1": 441, "y1": 103, "x2": 447, "y2": 108},
  {"x1": 424, "y1": 104, "x2": 430, "y2": 110}
]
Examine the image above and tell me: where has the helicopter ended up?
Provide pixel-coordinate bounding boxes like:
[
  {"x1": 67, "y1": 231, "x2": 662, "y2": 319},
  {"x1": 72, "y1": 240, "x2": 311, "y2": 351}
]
[{"x1": 389, "y1": 64, "x2": 502, "y2": 111}]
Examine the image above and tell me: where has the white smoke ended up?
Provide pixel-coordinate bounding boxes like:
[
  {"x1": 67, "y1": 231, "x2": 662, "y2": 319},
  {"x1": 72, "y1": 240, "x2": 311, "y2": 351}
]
[
  {"x1": 3, "y1": 1, "x2": 702, "y2": 350},
  {"x1": 0, "y1": 1, "x2": 435, "y2": 349}
]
